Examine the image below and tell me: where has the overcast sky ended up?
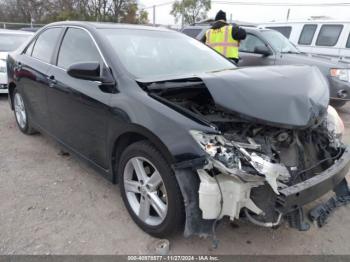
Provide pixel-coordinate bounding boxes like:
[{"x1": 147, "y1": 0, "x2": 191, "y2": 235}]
[{"x1": 138, "y1": 0, "x2": 350, "y2": 25}]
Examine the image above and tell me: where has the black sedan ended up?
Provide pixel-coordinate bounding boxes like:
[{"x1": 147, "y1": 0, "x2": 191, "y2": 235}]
[{"x1": 7, "y1": 21, "x2": 350, "y2": 238}]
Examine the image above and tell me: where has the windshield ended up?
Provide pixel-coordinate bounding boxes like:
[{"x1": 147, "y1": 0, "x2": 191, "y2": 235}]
[
  {"x1": 261, "y1": 30, "x2": 299, "y2": 53},
  {"x1": 100, "y1": 29, "x2": 236, "y2": 79},
  {"x1": 0, "y1": 34, "x2": 31, "y2": 52}
]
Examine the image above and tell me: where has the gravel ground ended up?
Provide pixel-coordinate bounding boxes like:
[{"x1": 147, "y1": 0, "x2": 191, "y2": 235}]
[{"x1": 1, "y1": 94, "x2": 350, "y2": 255}]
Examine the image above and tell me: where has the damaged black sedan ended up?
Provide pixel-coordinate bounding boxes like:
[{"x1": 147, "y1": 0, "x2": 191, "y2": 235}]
[{"x1": 7, "y1": 22, "x2": 350, "y2": 238}]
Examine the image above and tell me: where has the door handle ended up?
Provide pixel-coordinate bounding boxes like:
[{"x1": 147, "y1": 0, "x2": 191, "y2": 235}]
[
  {"x1": 47, "y1": 75, "x2": 57, "y2": 87},
  {"x1": 16, "y1": 62, "x2": 22, "y2": 70}
]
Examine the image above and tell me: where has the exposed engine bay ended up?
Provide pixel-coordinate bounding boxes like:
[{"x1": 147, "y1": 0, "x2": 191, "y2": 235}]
[{"x1": 144, "y1": 79, "x2": 348, "y2": 230}]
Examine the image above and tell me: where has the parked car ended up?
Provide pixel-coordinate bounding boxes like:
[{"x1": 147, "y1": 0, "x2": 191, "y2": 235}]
[
  {"x1": 181, "y1": 24, "x2": 350, "y2": 108},
  {"x1": 7, "y1": 21, "x2": 350, "y2": 238},
  {"x1": 20, "y1": 27, "x2": 42, "y2": 32},
  {"x1": 259, "y1": 20, "x2": 350, "y2": 61},
  {"x1": 0, "y1": 29, "x2": 33, "y2": 94}
]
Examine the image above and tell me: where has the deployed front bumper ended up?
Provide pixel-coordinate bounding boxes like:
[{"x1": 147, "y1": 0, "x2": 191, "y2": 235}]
[
  {"x1": 276, "y1": 147, "x2": 350, "y2": 213},
  {"x1": 175, "y1": 147, "x2": 350, "y2": 237}
]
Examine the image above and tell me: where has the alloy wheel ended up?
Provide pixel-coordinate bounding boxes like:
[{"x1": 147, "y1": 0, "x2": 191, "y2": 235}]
[
  {"x1": 14, "y1": 92, "x2": 27, "y2": 129},
  {"x1": 123, "y1": 156, "x2": 168, "y2": 226}
]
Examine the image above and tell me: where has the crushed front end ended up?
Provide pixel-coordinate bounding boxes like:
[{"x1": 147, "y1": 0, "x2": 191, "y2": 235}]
[
  {"x1": 188, "y1": 116, "x2": 350, "y2": 231},
  {"x1": 141, "y1": 65, "x2": 350, "y2": 237}
]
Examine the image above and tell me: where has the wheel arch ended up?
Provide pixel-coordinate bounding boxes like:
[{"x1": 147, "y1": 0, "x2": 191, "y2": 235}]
[{"x1": 111, "y1": 126, "x2": 175, "y2": 184}]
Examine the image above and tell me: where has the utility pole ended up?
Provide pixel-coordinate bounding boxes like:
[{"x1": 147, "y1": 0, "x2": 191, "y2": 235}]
[
  {"x1": 286, "y1": 8, "x2": 290, "y2": 21},
  {"x1": 181, "y1": 0, "x2": 184, "y2": 28},
  {"x1": 230, "y1": 13, "x2": 232, "y2": 23},
  {"x1": 153, "y1": 5, "x2": 156, "y2": 26}
]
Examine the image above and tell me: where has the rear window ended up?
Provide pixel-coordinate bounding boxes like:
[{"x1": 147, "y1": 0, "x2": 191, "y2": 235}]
[
  {"x1": 346, "y1": 34, "x2": 350, "y2": 48},
  {"x1": 266, "y1": 26, "x2": 292, "y2": 38},
  {"x1": 316, "y1": 24, "x2": 343, "y2": 46},
  {"x1": 182, "y1": 28, "x2": 202, "y2": 38},
  {"x1": 298, "y1": 24, "x2": 317, "y2": 45}
]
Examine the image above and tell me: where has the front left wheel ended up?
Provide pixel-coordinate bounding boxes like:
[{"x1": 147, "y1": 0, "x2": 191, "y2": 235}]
[{"x1": 118, "y1": 140, "x2": 184, "y2": 238}]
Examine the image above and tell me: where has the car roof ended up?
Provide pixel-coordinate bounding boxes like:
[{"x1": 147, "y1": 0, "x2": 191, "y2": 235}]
[
  {"x1": 182, "y1": 24, "x2": 267, "y2": 33},
  {"x1": 47, "y1": 21, "x2": 172, "y2": 32},
  {"x1": 0, "y1": 29, "x2": 34, "y2": 35},
  {"x1": 260, "y1": 20, "x2": 350, "y2": 24}
]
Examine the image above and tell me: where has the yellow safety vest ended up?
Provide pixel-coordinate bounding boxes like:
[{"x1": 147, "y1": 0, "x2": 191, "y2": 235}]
[{"x1": 205, "y1": 25, "x2": 239, "y2": 59}]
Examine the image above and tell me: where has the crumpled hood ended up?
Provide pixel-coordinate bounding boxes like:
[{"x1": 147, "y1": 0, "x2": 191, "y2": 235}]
[{"x1": 200, "y1": 65, "x2": 329, "y2": 128}]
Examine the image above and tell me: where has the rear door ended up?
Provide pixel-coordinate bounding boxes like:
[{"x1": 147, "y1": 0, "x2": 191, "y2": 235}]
[
  {"x1": 238, "y1": 33, "x2": 276, "y2": 66},
  {"x1": 15, "y1": 27, "x2": 63, "y2": 131},
  {"x1": 47, "y1": 27, "x2": 112, "y2": 168}
]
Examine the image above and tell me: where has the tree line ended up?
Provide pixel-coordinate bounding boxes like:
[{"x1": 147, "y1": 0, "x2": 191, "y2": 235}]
[
  {"x1": 0, "y1": 0, "x2": 212, "y2": 26},
  {"x1": 0, "y1": 0, "x2": 149, "y2": 24}
]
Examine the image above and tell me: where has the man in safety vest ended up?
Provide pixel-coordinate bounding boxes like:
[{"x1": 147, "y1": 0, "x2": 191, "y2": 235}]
[{"x1": 203, "y1": 10, "x2": 246, "y2": 64}]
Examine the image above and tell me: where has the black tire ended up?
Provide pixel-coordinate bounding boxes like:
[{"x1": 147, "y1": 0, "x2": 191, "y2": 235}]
[
  {"x1": 330, "y1": 99, "x2": 347, "y2": 108},
  {"x1": 13, "y1": 88, "x2": 37, "y2": 135},
  {"x1": 118, "y1": 140, "x2": 184, "y2": 238}
]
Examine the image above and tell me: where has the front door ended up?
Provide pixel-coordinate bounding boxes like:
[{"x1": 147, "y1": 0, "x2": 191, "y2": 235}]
[{"x1": 47, "y1": 27, "x2": 112, "y2": 169}]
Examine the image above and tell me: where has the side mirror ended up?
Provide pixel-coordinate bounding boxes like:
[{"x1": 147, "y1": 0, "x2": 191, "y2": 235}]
[
  {"x1": 254, "y1": 46, "x2": 272, "y2": 57},
  {"x1": 67, "y1": 62, "x2": 102, "y2": 81}
]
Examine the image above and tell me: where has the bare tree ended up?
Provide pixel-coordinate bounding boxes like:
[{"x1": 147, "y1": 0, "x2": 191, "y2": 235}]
[{"x1": 171, "y1": 0, "x2": 211, "y2": 25}]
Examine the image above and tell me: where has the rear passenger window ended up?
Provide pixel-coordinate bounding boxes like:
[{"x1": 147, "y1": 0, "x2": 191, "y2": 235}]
[
  {"x1": 346, "y1": 34, "x2": 350, "y2": 48},
  {"x1": 298, "y1": 24, "x2": 317, "y2": 45},
  {"x1": 57, "y1": 28, "x2": 100, "y2": 70},
  {"x1": 32, "y1": 28, "x2": 62, "y2": 63},
  {"x1": 267, "y1": 26, "x2": 292, "y2": 38},
  {"x1": 316, "y1": 24, "x2": 343, "y2": 46}
]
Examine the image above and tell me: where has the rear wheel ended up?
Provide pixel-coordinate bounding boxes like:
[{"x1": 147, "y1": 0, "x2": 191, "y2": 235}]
[
  {"x1": 118, "y1": 140, "x2": 184, "y2": 238},
  {"x1": 13, "y1": 89, "x2": 37, "y2": 135}
]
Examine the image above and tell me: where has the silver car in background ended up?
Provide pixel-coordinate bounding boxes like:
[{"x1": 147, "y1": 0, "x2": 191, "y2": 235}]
[{"x1": 0, "y1": 29, "x2": 33, "y2": 93}]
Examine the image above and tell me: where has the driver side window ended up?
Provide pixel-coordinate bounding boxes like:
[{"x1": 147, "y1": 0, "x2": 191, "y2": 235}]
[
  {"x1": 57, "y1": 28, "x2": 101, "y2": 70},
  {"x1": 239, "y1": 34, "x2": 266, "y2": 53}
]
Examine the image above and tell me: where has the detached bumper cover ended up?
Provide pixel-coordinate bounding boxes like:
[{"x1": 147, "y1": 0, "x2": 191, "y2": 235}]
[{"x1": 276, "y1": 147, "x2": 350, "y2": 213}]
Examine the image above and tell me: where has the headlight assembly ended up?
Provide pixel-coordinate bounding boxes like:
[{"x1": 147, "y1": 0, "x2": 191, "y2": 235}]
[
  {"x1": 330, "y1": 68, "x2": 350, "y2": 82},
  {"x1": 189, "y1": 130, "x2": 290, "y2": 194},
  {"x1": 189, "y1": 130, "x2": 241, "y2": 168}
]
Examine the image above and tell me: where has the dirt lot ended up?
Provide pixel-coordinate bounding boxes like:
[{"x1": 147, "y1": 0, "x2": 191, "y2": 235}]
[{"x1": 1, "y1": 94, "x2": 350, "y2": 255}]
